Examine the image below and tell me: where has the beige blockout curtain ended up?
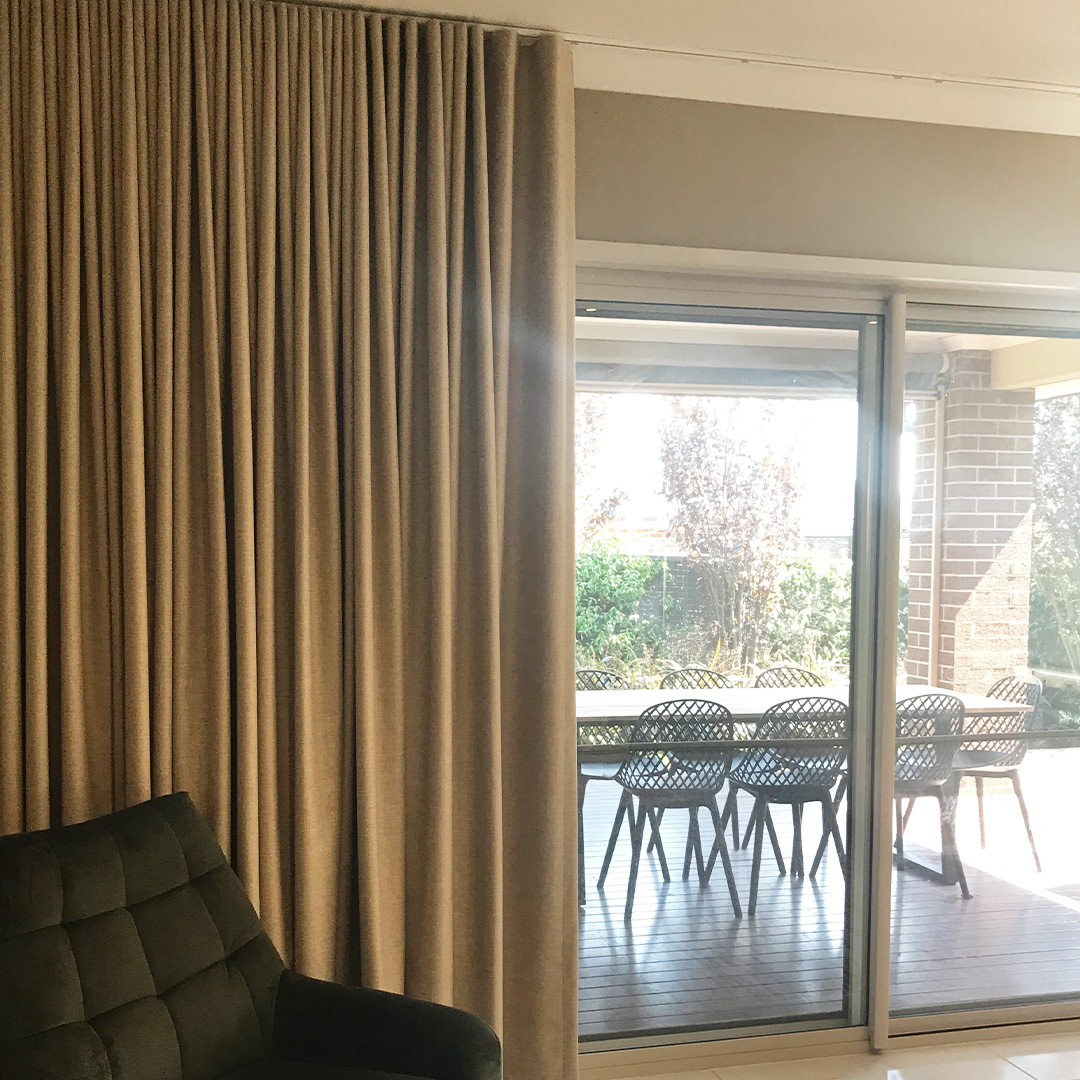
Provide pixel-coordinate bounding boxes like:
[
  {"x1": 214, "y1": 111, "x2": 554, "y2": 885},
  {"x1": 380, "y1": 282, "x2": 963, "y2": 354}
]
[{"x1": 0, "y1": 0, "x2": 577, "y2": 1074}]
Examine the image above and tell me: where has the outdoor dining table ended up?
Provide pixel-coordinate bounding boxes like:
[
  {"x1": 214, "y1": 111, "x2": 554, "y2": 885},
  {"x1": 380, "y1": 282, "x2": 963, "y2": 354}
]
[{"x1": 577, "y1": 684, "x2": 1033, "y2": 901}]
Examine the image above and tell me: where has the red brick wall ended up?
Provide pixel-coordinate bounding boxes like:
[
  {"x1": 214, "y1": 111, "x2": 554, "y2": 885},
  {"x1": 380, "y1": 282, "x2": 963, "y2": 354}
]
[{"x1": 905, "y1": 351, "x2": 1034, "y2": 693}]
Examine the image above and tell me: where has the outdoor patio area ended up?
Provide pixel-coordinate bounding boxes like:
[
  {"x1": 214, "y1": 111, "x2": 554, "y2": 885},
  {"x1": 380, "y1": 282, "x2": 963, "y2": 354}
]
[
  {"x1": 579, "y1": 746, "x2": 1080, "y2": 1040},
  {"x1": 573, "y1": 336, "x2": 1080, "y2": 1042}
]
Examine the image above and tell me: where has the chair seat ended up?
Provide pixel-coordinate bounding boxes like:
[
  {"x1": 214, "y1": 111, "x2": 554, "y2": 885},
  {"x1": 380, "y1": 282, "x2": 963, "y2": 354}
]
[
  {"x1": 894, "y1": 778, "x2": 948, "y2": 798},
  {"x1": 225, "y1": 1062, "x2": 428, "y2": 1080},
  {"x1": 623, "y1": 787, "x2": 723, "y2": 808},
  {"x1": 952, "y1": 750, "x2": 1012, "y2": 771},
  {"x1": 730, "y1": 781, "x2": 836, "y2": 804}
]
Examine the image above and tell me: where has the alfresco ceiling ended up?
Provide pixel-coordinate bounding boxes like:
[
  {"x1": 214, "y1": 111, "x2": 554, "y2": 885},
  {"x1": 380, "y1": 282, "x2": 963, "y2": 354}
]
[
  {"x1": 574, "y1": 318, "x2": 932, "y2": 397},
  {"x1": 373, "y1": 0, "x2": 1080, "y2": 136},
  {"x1": 575, "y1": 317, "x2": 1080, "y2": 398}
]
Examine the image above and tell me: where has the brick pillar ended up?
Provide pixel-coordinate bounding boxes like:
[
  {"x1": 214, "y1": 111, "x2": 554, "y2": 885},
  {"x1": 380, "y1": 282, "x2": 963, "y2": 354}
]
[
  {"x1": 905, "y1": 402, "x2": 937, "y2": 684},
  {"x1": 905, "y1": 351, "x2": 1035, "y2": 693}
]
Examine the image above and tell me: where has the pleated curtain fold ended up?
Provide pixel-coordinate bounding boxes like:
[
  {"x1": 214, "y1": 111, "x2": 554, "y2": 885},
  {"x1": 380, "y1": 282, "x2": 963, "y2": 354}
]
[{"x1": 0, "y1": 0, "x2": 577, "y2": 1075}]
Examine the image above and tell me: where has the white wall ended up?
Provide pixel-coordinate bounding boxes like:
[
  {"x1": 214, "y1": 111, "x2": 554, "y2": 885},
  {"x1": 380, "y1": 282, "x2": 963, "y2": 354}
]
[{"x1": 576, "y1": 90, "x2": 1080, "y2": 271}]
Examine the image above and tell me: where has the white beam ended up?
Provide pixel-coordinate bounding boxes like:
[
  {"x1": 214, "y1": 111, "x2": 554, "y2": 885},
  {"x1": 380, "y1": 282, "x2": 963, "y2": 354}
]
[{"x1": 991, "y1": 338, "x2": 1080, "y2": 390}]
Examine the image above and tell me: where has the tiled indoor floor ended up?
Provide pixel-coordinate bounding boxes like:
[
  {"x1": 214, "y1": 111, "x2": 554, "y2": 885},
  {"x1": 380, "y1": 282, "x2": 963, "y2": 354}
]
[{"x1": 602, "y1": 1033, "x2": 1080, "y2": 1079}]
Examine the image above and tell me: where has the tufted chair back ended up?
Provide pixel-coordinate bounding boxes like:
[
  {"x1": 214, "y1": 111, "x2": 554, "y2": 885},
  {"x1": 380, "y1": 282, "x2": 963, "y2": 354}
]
[{"x1": 0, "y1": 793, "x2": 285, "y2": 1080}]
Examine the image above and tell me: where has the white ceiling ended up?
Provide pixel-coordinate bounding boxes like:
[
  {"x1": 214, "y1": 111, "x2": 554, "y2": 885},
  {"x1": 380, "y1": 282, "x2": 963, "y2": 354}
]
[
  {"x1": 375, "y1": 0, "x2": 1080, "y2": 135},
  {"x1": 381, "y1": 0, "x2": 1080, "y2": 86}
]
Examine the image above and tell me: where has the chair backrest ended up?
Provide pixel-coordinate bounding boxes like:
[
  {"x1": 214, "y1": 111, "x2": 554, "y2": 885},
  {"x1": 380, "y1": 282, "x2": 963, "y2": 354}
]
[
  {"x1": 660, "y1": 666, "x2": 733, "y2": 690},
  {"x1": 895, "y1": 693, "x2": 965, "y2": 784},
  {"x1": 966, "y1": 675, "x2": 1044, "y2": 765},
  {"x1": 0, "y1": 794, "x2": 284, "y2": 1080},
  {"x1": 732, "y1": 696, "x2": 848, "y2": 790},
  {"x1": 754, "y1": 665, "x2": 825, "y2": 689},
  {"x1": 576, "y1": 668, "x2": 629, "y2": 691},
  {"x1": 987, "y1": 675, "x2": 1042, "y2": 708},
  {"x1": 615, "y1": 699, "x2": 735, "y2": 797},
  {"x1": 578, "y1": 720, "x2": 633, "y2": 751}
]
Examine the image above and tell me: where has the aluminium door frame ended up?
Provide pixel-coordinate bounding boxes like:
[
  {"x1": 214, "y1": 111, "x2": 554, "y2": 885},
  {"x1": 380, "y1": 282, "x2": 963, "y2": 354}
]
[
  {"x1": 885, "y1": 302, "x2": 1080, "y2": 1041},
  {"x1": 573, "y1": 298, "x2": 887, "y2": 1052},
  {"x1": 574, "y1": 287, "x2": 1080, "y2": 1061}
]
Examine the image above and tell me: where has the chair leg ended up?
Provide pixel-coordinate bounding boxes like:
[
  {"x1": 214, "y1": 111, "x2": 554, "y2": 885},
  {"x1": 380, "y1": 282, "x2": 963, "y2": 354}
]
[
  {"x1": 742, "y1": 801, "x2": 785, "y2": 871},
  {"x1": 764, "y1": 806, "x2": 787, "y2": 876},
  {"x1": 1010, "y1": 770, "x2": 1042, "y2": 872},
  {"x1": 975, "y1": 776, "x2": 986, "y2": 849},
  {"x1": 721, "y1": 785, "x2": 744, "y2": 849},
  {"x1": 624, "y1": 799, "x2": 648, "y2": 922},
  {"x1": 810, "y1": 774, "x2": 849, "y2": 877},
  {"x1": 682, "y1": 810, "x2": 696, "y2": 880},
  {"x1": 809, "y1": 802, "x2": 831, "y2": 878},
  {"x1": 953, "y1": 844, "x2": 971, "y2": 899},
  {"x1": 578, "y1": 774, "x2": 589, "y2": 906},
  {"x1": 833, "y1": 772, "x2": 849, "y2": 812},
  {"x1": 822, "y1": 795, "x2": 847, "y2": 880},
  {"x1": 792, "y1": 803, "x2": 804, "y2": 878},
  {"x1": 749, "y1": 797, "x2": 767, "y2": 917},
  {"x1": 705, "y1": 797, "x2": 743, "y2": 917},
  {"x1": 647, "y1": 807, "x2": 670, "y2": 882},
  {"x1": 704, "y1": 799, "x2": 722, "y2": 881},
  {"x1": 720, "y1": 786, "x2": 737, "y2": 831},
  {"x1": 901, "y1": 797, "x2": 916, "y2": 831},
  {"x1": 597, "y1": 789, "x2": 631, "y2": 890},
  {"x1": 894, "y1": 797, "x2": 906, "y2": 868},
  {"x1": 741, "y1": 804, "x2": 756, "y2": 849},
  {"x1": 692, "y1": 809, "x2": 706, "y2": 882},
  {"x1": 647, "y1": 806, "x2": 665, "y2": 853}
]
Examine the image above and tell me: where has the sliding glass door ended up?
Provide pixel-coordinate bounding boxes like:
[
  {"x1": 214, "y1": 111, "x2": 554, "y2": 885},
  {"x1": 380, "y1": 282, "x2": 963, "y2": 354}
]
[
  {"x1": 574, "y1": 297, "x2": 1080, "y2": 1051},
  {"x1": 574, "y1": 305, "x2": 878, "y2": 1042},
  {"x1": 889, "y1": 323, "x2": 1080, "y2": 1024}
]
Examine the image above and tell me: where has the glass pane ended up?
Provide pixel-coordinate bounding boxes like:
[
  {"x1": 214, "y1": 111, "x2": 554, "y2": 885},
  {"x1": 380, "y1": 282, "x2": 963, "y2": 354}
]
[
  {"x1": 575, "y1": 310, "x2": 865, "y2": 1040},
  {"x1": 891, "y1": 329, "x2": 1080, "y2": 1017}
]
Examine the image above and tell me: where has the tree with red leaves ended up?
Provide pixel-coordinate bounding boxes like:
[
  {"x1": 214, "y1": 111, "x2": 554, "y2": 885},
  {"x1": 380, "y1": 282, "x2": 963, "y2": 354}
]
[{"x1": 661, "y1": 397, "x2": 800, "y2": 672}]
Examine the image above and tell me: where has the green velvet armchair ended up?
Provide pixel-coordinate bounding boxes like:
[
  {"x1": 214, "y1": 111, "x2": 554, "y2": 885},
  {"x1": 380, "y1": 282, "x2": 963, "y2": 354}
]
[{"x1": 0, "y1": 793, "x2": 501, "y2": 1080}]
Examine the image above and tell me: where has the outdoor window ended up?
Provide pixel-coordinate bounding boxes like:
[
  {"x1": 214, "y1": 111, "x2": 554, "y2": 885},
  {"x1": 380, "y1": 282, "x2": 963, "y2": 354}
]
[
  {"x1": 574, "y1": 312, "x2": 867, "y2": 1040},
  {"x1": 891, "y1": 330, "x2": 1080, "y2": 1019},
  {"x1": 574, "y1": 305, "x2": 1080, "y2": 1049}
]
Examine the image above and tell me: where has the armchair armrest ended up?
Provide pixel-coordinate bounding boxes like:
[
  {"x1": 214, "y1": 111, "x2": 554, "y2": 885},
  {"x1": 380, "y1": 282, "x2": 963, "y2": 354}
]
[{"x1": 271, "y1": 970, "x2": 501, "y2": 1080}]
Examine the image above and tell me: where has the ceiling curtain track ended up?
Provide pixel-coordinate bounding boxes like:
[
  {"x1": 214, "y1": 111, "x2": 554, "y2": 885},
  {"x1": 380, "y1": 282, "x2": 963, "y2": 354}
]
[{"x1": 0, "y1": 0, "x2": 577, "y2": 1076}]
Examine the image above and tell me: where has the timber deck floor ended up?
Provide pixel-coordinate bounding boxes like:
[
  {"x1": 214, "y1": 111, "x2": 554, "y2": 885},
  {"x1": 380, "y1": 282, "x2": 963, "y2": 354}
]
[{"x1": 579, "y1": 751, "x2": 1080, "y2": 1040}]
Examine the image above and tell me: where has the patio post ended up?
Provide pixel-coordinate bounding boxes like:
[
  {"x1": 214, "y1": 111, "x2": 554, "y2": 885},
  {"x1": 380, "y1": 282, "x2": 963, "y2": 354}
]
[{"x1": 905, "y1": 350, "x2": 1035, "y2": 692}]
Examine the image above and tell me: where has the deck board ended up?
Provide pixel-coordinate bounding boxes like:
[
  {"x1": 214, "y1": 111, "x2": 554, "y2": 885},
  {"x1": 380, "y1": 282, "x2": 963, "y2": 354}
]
[{"x1": 578, "y1": 758, "x2": 1080, "y2": 1040}]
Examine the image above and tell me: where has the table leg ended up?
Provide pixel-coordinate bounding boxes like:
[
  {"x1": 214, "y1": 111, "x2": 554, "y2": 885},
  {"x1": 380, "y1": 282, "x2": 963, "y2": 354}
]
[
  {"x1": 891, "y1": 777, "x2": 970, "y2": 897},
  {"x1": 937, "y1": 774, "x2": 962, "y2": 888}
]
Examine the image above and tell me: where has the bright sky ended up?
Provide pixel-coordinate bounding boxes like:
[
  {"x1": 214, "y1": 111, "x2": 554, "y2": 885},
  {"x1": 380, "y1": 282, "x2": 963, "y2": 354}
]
[{"x1": 582, "y1": 393, "x2": 909, "y2": 540}]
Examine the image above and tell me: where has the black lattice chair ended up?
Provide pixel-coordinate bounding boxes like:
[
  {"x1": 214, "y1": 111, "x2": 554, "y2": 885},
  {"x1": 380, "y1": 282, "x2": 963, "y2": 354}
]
[
  {"x1": 952, "y1": 675, "x2": 1043, "y2": 871},
  {"x1": 744, "y1": 666, "x2": 832, "y2": 857},
  {"x1": 577, "y1": 668, "x2": 631, "y2": 905},
  {"x1": 721, "y1": 697, "x2": 848, "y2": 916},
  {"x1": 754, "y1": 665, "x2": 825, "y2": 690},
  {"x1": 597, "y1": 699, "x2": 742, "y2": 921},
  {"x1": 660, "y1": 667, "x2": 734, "y2": 690},
  {"x1": 651, "y1": 667, "x2": 737, "y2": 852},
  {"x1": 893, "y1": 692, "x2": 970, "y2": 898},
  {"x1": 576, "y1": 668, "x2": 629, "y2": 691}
]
